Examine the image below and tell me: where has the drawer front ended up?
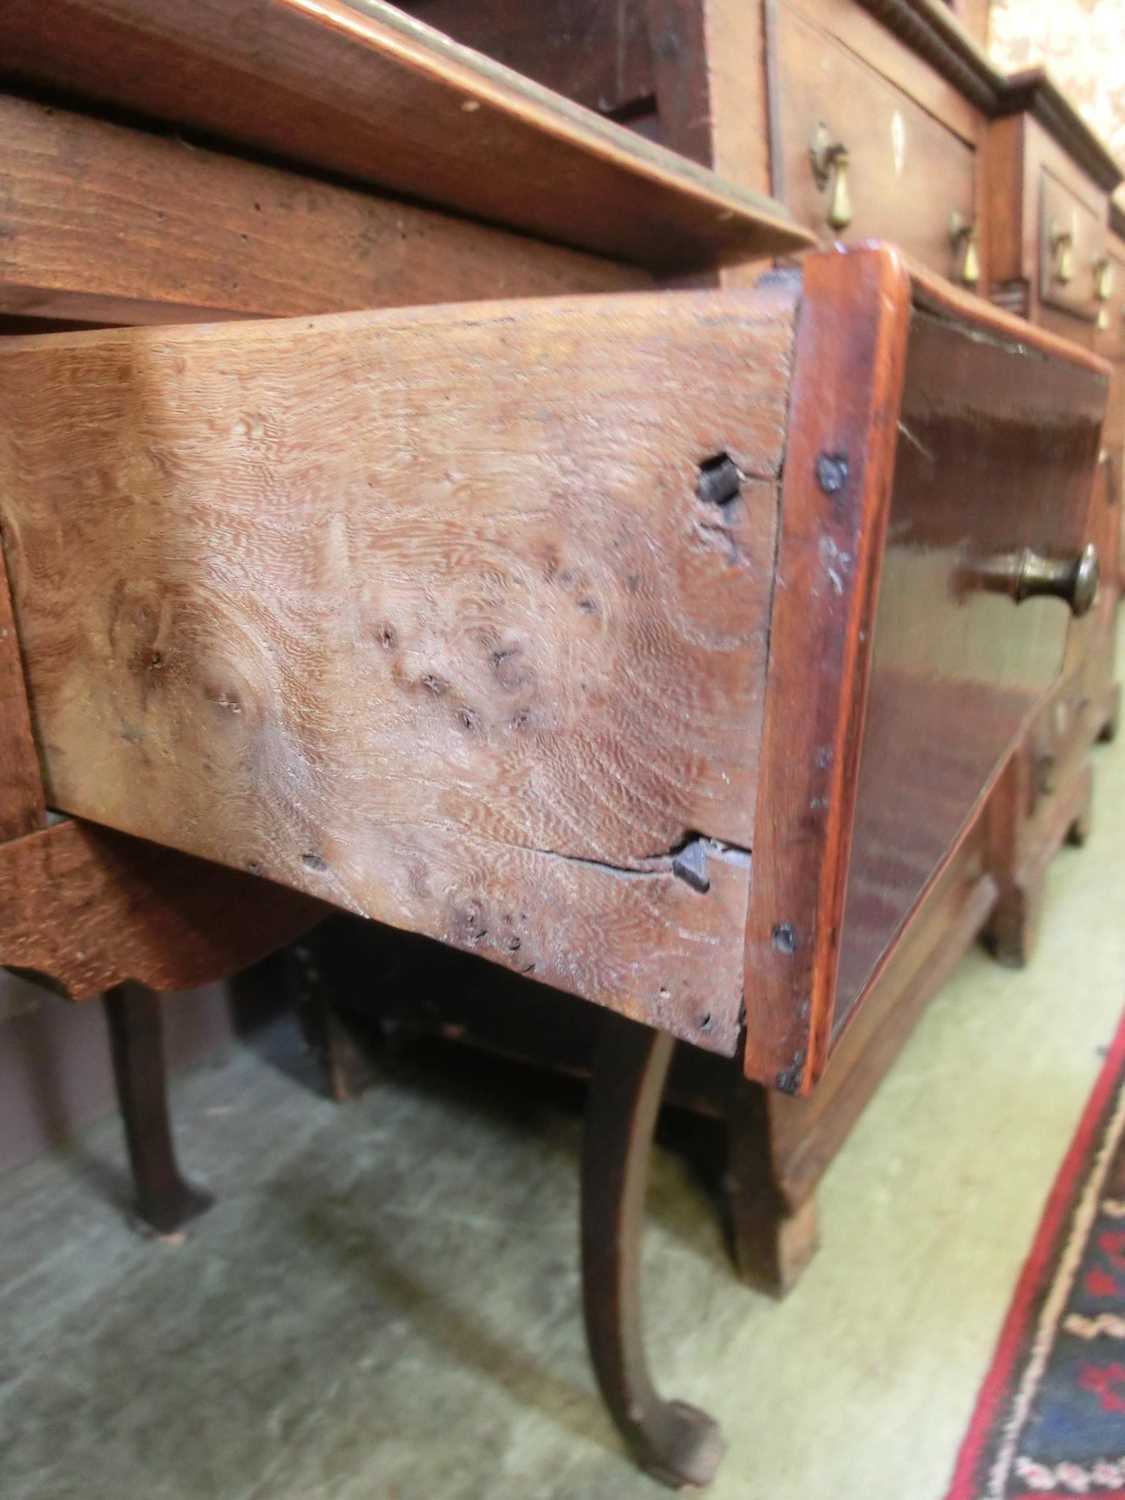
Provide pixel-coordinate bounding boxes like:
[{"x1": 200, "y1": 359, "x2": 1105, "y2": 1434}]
[
  {"x1": 834, "y1": 300, "x2": 1107, "y2": 1034},
  {"x1": 1095, "y1": 243, "x2": 1125, "y2": 363},
  {"x1": 1039, "y1": 169, "x2": 1106, "y2": 323},
  {"x1": 776, "y1": 4, "x2": 977, "y2": 281}
]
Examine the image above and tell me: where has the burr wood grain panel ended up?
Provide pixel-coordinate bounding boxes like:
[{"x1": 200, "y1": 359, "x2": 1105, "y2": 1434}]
[{"x1": 0, "y1": 285, "x2": 800, "y2": 1051}]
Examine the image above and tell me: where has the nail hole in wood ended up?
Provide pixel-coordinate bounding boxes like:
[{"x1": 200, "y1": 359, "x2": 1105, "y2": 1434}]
[
  {"x1": 772, "y1": 922, "x2": 797, "y2": 954},
  {"x1": 697, "y1": 452, "x2": 742, "y2": 515}
]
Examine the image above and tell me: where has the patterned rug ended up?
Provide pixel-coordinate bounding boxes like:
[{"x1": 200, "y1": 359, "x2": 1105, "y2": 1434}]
[{"x1": 946, "y1": 1009, "x2": 1125, "y2": 1499}]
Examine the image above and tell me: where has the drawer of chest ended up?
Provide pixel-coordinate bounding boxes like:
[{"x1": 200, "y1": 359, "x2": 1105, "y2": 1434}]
[
  {"x1": 0, "y1": 246, "x2": 1107, "y2": 1098},
  {"x1": 1040, "y1": 169, "x2": 1106, "y2": 324},
  {"x1": 1095, "y1": 241, "x2": 1125, "y2": 362},
  {"x1": 744, "y1": 252, "x2": 1108, "y2": 1092},
  {"x1": 774, "y1": 4, "x2": 978, "y2": 285}
]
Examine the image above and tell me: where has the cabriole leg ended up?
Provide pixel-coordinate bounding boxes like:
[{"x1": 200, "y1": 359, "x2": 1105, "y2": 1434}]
[
  {"x1": 582, "y1": 1010, "x2": 725, "y2": 1488},
  {"x1": 103, "y1": 983, "x2": 213, "y2": 1234}
]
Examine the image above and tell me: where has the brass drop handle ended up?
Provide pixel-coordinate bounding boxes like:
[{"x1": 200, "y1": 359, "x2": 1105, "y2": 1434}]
[
  {"x1": 969, "y1": 542, "x2": 1099, "y2": 618},
  {"x1": 810, "y1": 123, "x2": 852, "y2": 232},
  {"x1": 1094, "y1": 256, "x2": 1115, "y2": 330},
  {"x1": 1050, "y1": 222, "x2": 1075, "y2": 285},
  {"x1": 1035, "y1": 752, "x2": 1057, "y2": 798},
  {"x1": 949, "y1": 212, "x2": 980, "y2": 289}
]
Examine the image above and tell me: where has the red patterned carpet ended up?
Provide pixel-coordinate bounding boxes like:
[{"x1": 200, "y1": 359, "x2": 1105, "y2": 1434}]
[{"x1": 945, "y1": 1009, "x2": 1125, "y2": 1499}]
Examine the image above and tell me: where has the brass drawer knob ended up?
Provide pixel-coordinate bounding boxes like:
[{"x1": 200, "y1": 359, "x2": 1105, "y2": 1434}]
[
  {"x1": 810, "y1": 123, "x2": 852, "y2": 232},
  {"x1": 1050, "y1": 222, "x2": 1075, "y2": 285},
  {"x1": 1036, "y1": 752, "x2": 1058, "y2": 798},
  {"x1": 968, "y1": 543, "x2": 1099, "y2": 617},
  {"x1": 949, "y1": 212, "x2": 980, "y2": 289}
]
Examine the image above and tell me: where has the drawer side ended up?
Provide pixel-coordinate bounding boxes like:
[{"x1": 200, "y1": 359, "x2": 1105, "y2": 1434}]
[{"x1": 0, "y1": 285, "x2": 799, "y2": 1053}]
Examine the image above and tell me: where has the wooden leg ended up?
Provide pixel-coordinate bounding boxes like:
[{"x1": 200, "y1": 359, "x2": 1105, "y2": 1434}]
[
  {"x1": 582, "y1": 1011, "x2": 725, "y2": 1488},
  {"x1": 1097, "y1": 683, "x2": 1120, "y2": 745},
  {"x1": 986, "y1": 757, "x2": 1093, "y2": 967},
  {"x1": 103, "y1": 983, "x2": 213, "y2": 1234},
  {"x1": 986, "y1": 876, "x2": 1043, "y2": 969},
  {"x1": 1066, "y1": 771, "x2": 1094, "y2": 848},
  {"x1": 724, "y1": 1078, "x2": 819, "y2": 1297},
  {"x1": 291, "y1": 951, "x2": 376, "y2": 1103}
]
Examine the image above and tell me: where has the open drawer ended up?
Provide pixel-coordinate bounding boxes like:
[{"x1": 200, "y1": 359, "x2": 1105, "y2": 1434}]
[{"x1": 0, "y1": 245, "x2": 1107, "y2": 1093}]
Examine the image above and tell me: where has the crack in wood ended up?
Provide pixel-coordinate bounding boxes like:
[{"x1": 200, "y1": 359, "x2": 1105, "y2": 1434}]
[{"x1": 523, "y1": 832, "x2": 751, "y2": 891}]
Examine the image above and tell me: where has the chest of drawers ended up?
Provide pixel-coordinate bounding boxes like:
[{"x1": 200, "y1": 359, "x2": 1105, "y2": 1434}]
[
  {"x1": 0, "y1": 0, "x2": 1116, "y2": 1485},
  {"x1": 1, "y1": 236, "x2": 1109, "y2": 1485}
]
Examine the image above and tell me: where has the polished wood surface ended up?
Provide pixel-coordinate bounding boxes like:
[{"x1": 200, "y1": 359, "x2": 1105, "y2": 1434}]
[
  {"x1": 743, "y1": 245, "x2": 912, "y2": 1092},
  {"x1": 743, "y1": 248, "x2": 1106, "y2": 1090},
  {"x1": 0, "y1": 90, "x2": 651, "y2": 327},
  {"x1": 0, "y1": 0, "x2": 809, "y2": 273},
  {"x1": 836, "y1": 301, "x2": 1106, "y2": 1029},
  {"x1": 0, "y1": 285, "x2": 807, "y2": 1051}
]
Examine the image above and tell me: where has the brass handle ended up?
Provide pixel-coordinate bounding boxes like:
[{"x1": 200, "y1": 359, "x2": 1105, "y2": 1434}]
[
  {"x1": 810, "y1": 123, "x2": 852, "y2": 232},
  {"x1": 969, "y1": 543, "x2": 1099, "y2": 618},
  {"x1": 1050, "y1": 222, "x2": 1075, "y2": 285},
  {"x1": 1036, "y1": 752, "x2": 1057, "y2": 798},
  {"x1": 949, "y1": 212, "x2": 980, "y2": 289},
  {"x1": 1094, "y1": 256, "x2": 1114, "y2": 330}
]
